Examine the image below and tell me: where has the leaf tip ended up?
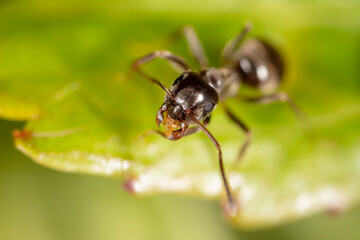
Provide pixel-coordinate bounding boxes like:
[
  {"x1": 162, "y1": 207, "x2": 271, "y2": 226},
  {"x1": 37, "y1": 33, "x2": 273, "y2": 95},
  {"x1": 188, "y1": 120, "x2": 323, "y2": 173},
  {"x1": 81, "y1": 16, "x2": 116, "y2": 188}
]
[{"x1": 12, "y1": 129, "x2": 33, "y2": 140}]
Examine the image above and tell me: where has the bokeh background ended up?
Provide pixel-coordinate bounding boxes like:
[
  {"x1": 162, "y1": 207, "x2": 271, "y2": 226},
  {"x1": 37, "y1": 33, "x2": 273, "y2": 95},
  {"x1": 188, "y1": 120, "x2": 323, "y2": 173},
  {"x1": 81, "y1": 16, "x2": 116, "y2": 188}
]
[{"x1": 1, "y1": 0, "x2": 360, "y2": 239}]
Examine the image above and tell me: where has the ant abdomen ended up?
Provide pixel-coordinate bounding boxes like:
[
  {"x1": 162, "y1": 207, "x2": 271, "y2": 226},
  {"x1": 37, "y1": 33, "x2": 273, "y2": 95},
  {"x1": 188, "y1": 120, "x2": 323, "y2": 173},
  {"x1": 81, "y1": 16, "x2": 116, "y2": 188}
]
[{"x1": 233, "y1": 39, "x2": 284, "y2": 93}]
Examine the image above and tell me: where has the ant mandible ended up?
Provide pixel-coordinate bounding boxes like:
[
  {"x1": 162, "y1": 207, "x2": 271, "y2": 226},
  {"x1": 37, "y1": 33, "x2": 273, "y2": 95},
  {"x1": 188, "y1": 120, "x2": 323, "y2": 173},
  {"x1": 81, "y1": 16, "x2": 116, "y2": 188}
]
[{"x1": 132, "y1": 23, "x2": 306, "y2": 215}]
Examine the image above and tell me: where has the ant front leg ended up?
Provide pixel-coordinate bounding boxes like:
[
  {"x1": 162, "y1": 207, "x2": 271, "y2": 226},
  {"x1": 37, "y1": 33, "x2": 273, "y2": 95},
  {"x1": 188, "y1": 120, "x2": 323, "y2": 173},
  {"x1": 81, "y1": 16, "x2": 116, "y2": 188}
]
[
  {"x1": 241, "y1": 92, "x2": 310, "y2": 130},
  {"x1": 222, "y1": 104, "x2": 252, "y2": 166}
]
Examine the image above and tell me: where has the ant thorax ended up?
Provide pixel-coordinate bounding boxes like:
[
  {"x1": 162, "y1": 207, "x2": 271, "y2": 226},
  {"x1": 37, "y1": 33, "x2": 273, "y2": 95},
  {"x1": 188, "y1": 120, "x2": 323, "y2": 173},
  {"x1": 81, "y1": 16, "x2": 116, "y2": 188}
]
[{"x1": 200, "y1": 68, "x2": 240, "y2": 101}]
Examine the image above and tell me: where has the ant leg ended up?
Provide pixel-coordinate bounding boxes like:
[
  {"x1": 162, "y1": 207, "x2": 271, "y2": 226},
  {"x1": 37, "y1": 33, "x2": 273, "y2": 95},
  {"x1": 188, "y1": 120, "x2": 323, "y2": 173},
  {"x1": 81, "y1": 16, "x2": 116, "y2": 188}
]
[
  {"x1": 186, "y1": 110, "x2": 238, "y2": 216},
  {"x1": 132, "y1": 50, "x2": 190, "y2": 97},
  {"x1": 161, "y1": 25, "x2": 209, "y2": 68},
  {"x1": 180, "y1": 26, "x2": 209, "y2": 68},
  {"x1": 221, "y1": 22, "x2": 252, "y2": 65},
  {"x1": 241, "y1": 92, "x2": 310, "y2": 130},
  {"x1": 222, "y1": 104, "x2": 252, "y2": 165}
]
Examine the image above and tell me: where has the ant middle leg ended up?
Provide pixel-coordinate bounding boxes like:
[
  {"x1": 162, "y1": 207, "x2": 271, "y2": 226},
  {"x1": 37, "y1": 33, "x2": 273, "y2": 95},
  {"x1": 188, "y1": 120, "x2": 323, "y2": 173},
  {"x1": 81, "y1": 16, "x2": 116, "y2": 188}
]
[{"x1": 222, "y1": 104, "x2": 252, "y2": 166}]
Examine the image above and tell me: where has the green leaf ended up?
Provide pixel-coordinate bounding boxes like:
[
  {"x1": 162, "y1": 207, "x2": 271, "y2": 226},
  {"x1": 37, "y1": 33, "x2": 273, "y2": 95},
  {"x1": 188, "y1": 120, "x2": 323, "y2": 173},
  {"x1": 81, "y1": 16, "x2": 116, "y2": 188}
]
[
  {"x1": 2, "y1": 0, "x2": 360, "y2": 229},
  {"x1": 14, "y1": 76, "x2": 360, "y2": 229}
]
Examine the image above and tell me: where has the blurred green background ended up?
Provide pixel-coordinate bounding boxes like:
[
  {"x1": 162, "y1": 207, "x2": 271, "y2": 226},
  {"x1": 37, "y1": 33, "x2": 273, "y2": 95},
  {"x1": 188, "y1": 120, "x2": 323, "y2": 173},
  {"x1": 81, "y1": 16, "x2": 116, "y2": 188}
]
[{"x1": 1, "y1": 0, "x2": 360, "y2": 239}]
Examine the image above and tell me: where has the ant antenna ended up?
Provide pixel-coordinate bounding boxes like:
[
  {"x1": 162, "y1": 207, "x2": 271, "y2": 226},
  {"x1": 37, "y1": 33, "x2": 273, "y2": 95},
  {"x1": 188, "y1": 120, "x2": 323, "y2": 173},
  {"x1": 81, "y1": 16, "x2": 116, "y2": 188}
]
[
  {"x1": 132, "y1": 50, "x2": 191, "y2": 99},
  {"x1": 186, "y1": 110, "x2": 238, "y2": 215}
]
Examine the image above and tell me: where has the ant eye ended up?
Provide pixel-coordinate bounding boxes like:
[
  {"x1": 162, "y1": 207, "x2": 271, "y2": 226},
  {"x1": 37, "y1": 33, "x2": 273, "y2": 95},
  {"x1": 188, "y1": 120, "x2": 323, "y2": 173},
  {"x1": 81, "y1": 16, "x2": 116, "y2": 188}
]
[
  {"x1": 172, "y1": 75, "x2": 182, "y2": 86},
  {"x1": 204, "y1": 102, "x2": 213, "y2": 113}
]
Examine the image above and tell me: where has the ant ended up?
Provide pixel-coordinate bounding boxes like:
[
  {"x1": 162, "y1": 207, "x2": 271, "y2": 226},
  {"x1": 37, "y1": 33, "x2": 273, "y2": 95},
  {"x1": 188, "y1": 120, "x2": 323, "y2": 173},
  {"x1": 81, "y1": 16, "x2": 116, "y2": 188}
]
[{"x1": 132, "y1": 23, "x2": 307, "y2": 215}]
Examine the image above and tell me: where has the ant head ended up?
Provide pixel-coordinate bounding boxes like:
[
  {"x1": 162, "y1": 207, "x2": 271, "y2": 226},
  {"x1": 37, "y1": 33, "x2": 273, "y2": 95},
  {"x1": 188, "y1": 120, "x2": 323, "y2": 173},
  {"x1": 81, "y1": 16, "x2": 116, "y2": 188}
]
[
  {"x1": 156, "y1": 71, "x2": 219, "y2": 140},
  {"x1": 234, "y1": 39, "x2": 284, "y2": 93}
]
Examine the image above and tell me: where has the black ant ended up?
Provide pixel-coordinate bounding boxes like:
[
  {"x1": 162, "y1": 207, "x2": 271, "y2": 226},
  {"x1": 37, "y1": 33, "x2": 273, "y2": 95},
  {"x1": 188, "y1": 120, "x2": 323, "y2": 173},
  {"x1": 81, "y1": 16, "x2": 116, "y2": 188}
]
[{"x1": 132, "y1": 23, "x2": 306, "y2": 215}]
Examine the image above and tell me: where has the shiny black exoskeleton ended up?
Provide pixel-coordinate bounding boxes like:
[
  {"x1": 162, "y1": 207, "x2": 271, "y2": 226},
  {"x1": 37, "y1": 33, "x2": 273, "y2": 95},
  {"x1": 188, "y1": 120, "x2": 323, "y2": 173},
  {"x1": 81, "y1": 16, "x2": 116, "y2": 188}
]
[
  {"x1": 160, "y1": 71, "x2": 218, "y2": 128},
  {"x1": 234, "y1": 39, "x2": 284, "y2": 92}
]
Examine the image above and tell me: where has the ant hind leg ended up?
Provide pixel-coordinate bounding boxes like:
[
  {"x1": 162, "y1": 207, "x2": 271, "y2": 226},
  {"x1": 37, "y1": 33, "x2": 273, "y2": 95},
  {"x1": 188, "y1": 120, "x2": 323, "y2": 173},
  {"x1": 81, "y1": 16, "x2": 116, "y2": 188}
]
[{"x1": 241, "y1": 92, "x2": 311, "y2": 131}]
